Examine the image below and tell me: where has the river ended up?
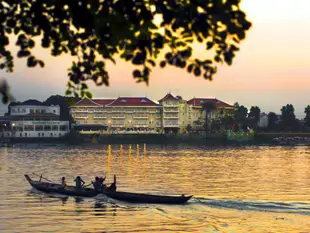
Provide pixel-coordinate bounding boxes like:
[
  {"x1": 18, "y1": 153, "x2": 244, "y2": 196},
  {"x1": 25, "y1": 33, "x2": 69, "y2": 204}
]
[{"x1": 1, "y1": 144, "x2": 310, "y2": 232}]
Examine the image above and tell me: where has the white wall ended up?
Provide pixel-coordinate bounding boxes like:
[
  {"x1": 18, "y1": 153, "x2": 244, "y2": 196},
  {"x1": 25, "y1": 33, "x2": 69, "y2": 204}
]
[
  {"x1": 10, "y1": 105, "x2": 60, "y2": 116},
  {"x1": 258, "y1": 114, "x2": 269, "y2": 128}
]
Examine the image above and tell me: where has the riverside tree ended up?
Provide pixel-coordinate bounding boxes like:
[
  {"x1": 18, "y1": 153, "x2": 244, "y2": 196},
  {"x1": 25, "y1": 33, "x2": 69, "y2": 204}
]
[
  {"x1": 280, "y1": 104, "x2": 297, "y2": 130},
  {"x1": 248, "y1": 106, "x2": 261, "y2": 129},
  {"x1": 0, "y1": 0, "x2": 251, "y2": 103},
  {"x1": 304, "y1": 105, "x2": 310, "y2": 127}
]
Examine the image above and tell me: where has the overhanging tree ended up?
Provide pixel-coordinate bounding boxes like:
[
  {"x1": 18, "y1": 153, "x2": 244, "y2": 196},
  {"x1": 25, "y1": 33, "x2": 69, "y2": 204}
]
[{"x1": 0, "y1": 0, "x2": 251, "y2": 103}]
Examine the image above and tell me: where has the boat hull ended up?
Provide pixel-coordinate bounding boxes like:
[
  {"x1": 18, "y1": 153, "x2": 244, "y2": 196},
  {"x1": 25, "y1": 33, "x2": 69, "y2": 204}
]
[{"x1": 24, "y1": 175, "x2": 192, "y2": 204}]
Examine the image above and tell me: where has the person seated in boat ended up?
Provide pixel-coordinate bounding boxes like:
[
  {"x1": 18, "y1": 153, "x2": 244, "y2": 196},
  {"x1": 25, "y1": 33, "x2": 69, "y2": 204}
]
[
  {"x1": 106, "y1": 175, "x2": 117, "y2": 192},
  {"x1": 99, "y1": 176, "x2": 107, "y2": 188},
  {"x1": 99, "y1": 176, "x2": 106, "y2": 184},
  {"x1": 61, "y1": 177, "x2": 67, "y2": 188},
  {"x1": 92, "y1": 176, "x2": 103, "y2": 192},
  {"x1": 74, "y1": 176, "x2": 85, "y2": 189}
]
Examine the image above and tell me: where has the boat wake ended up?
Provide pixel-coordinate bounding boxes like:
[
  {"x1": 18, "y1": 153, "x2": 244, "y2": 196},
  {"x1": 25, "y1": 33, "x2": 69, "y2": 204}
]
[{"x1": 192, "y1": 197, "x2": 310, "y2": 215}]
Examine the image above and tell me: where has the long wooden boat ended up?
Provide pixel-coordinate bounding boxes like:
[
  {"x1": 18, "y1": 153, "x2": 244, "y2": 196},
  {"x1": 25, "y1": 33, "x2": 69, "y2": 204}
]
[{"x1": 24, "y1": 175, "x2": 192, "y2": 204}]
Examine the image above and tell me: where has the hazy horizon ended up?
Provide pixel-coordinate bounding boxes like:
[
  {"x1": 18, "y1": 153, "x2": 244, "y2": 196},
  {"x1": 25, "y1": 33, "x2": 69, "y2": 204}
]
[{"x1": 0, "y1": 0, "x2": 309, "y2": 118}]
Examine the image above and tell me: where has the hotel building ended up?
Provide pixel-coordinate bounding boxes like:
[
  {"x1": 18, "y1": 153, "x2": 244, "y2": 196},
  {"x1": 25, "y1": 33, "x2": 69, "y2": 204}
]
[
  {"x1": 0, "y1": 100, "x2": 70, "y2": 138},
  {"x1": 70, "y1": 94, "x2": 234, "y2": 134},
  {"x1": 70, "y1": 97, "x2": 162, "y2": 134}
]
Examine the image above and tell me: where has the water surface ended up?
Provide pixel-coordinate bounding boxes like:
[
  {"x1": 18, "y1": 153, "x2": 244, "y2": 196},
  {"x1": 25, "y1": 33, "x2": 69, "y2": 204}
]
[{"x1": 1, "y1": 144, "x2": 310, "y2": 232}]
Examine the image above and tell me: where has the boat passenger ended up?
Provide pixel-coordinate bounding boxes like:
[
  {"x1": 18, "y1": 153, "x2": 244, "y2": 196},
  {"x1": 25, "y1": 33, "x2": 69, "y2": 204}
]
[
  {"x1": 107, "y1": 175, "x2": 117, "y2": 192},
  {"x1": 99, "y1": 176, "x2": 106, "y2": 184},
  {"x1": 92, "y1": 177, "x2": 103, "y2": 192},
  {"x1": 74, "y1": 176, "x2": 85, "y2": 189},
  {"x1": 61, "y1": 177, "x2": 67, "y2": 188}
]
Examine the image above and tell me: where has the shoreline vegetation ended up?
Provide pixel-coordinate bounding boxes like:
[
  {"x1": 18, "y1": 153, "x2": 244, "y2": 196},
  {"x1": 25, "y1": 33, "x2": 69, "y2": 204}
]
[{"x1": 2, "y1": 132, "x2": 310, "y2": 146}]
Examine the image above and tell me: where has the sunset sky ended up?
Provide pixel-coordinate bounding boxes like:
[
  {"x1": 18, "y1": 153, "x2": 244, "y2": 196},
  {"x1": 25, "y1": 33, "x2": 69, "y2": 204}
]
[{"x1": 0, "y1": 0, "x2": 309, "y2": 117}]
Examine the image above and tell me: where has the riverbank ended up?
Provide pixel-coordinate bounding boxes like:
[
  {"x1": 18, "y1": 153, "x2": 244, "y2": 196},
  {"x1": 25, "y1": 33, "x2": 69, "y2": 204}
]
[{"x1": 3, "y1": 132, "x2": 310, "y2": 146}]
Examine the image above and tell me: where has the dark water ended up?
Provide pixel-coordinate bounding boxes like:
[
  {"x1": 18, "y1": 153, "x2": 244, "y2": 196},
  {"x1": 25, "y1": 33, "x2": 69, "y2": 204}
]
[{"x1": 1, "y1": 144, "x2": 310, "y2": 232}]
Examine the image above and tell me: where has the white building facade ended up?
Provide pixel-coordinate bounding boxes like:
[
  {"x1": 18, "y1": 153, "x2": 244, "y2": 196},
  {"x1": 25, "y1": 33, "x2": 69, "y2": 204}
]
[{"x1": 0, "y1": 100, "x2": 69, "y2": 138}]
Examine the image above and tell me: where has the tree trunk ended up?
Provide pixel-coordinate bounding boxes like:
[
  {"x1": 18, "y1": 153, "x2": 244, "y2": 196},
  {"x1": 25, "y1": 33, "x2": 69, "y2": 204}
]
[{"x1": 205, "y1": 110, "x2": 208, "y2": 139}]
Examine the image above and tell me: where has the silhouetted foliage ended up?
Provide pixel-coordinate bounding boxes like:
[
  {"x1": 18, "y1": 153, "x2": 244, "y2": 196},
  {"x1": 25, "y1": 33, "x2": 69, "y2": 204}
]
[
  {"x1": 248, "y1": 106, "x2": 261, "y2": 129},
  {"x1": 201, "y1": 101, "x2": 217, "y2": 134},
  {"x1": 304, "y1": 105, "x2": 310, "y2": 127},
  {"x1": 279, "y1": 104, "x2": 297, "y2": 131},
  {"x1": 234, "y1": 103, "x2": 248, "y2": 125},
  {"x1": 0, "y1": 0, "x2": 251, "y2": 101},
  {"x1": 43, "y1": 95, "x2": 80, "y2": 121},
  {"x1": 267, "y1": 112, "x2": 278, "y2": 131}
]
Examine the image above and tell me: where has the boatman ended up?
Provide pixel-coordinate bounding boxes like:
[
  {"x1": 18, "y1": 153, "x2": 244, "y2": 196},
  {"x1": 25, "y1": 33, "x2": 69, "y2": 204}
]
[
  {"x1": 74, "y1": 176, "x2": 85, "y2": 189},
  {"x1": 92, "y1": 177, "x2": 103, "y2": 192},
  {"x1": 61, "y1": 177, "x2": 67, "y2": 188}
]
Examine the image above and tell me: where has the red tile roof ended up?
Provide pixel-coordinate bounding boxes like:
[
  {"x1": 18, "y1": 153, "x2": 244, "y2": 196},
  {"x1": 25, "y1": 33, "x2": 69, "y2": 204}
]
[
  {"x1": 106, "y1": 97, "x2": 160, "y2": 107},
  {"x1": 93, "y1": 99, "x2": 115, "y2": 105},
  {"x1": 158, "y1": 93, "x2": 180, "y2": 103},
  {"x1": 187, "y1": 98, "x2": 233, "y2": 109},
  {"x1": 73, "y1": 98, "x2": 102, "y2": 106}
]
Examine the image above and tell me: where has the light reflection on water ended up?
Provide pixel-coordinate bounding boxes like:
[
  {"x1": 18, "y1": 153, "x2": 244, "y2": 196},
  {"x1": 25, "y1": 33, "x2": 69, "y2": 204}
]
[{"x1": 1, "y1": 145, "x2": 310, "y2": 232}]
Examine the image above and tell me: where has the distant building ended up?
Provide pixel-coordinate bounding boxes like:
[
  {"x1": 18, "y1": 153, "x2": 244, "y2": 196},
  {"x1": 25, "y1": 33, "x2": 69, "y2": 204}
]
[
  {"x1": 70, "y1": 93, "x2": 234, "y2": 134},
  {"x1": 0, "y1": 100, "x2": 70, "y2": 138},
  {"x1": 186, "y1": 98, "x2": 234, "y2": 130},
  {"x1": 70, "y1": 97, "x2": 162, "y2": 134},
  {"x1": 257, "y1": 113, "x2": 269, "y2": 128}
]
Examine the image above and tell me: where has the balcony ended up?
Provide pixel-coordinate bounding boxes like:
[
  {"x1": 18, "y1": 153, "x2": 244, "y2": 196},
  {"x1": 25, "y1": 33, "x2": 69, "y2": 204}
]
[
  {"x1": 93, "y1": 116, "x2": 107, "y2": 119},
  {"x1": 163, "y1": 123, "x2": 179, "y2": 127},
  {"x1": 164, "y1": 116, "x2": 179, "y2": 119},
  {"x1": 164, "y1": 109, "x2": 179, "y2": 113},
  {"x1": 111, "y1": 124, "x2": 125, "y2": 127},
  {"x1": 93, "y1": 109, "x2": 105, "y2": 113},
  {"x1": 73, "y1": 110, "x2": 88, "y2": 113},
  {"x1": 133, "y1": 116, "x2": 148, "y2": 119},
  {"x1": 111, "y1": 110, "x2": 124, "y2": 113},
  {"x1": 134, "y1": 124, "x2": 149, "y2": 127},
  {"x1": 164, "y1": 104, "x2": 178, "y2": 108},
  {"x1": 75, "y1": 116, "x2": 88, "y2": 119},
  {"x1": 112, "y1": 116, "x2": 125, "y2": 119},
  {"x1": 148, "y1": 110, "x2": 157, "y2": 113},
  {"x1": 156, "y1": 116, "x2": 162, "y2": 119},
  {"x1": 125, "y1": 111, "x2": 134, "y2": 114}
]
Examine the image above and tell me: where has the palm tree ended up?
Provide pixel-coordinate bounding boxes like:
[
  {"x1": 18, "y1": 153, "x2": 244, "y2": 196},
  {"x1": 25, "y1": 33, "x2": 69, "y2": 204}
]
[{"x1": 201, "y1": 101, "x2": 217, "y2": 136}]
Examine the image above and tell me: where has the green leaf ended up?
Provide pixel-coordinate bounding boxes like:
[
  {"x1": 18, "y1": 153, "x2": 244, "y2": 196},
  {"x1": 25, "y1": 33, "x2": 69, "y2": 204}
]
[{"x1": 85, "y1": 91, "x2": 93, "y2": 99}]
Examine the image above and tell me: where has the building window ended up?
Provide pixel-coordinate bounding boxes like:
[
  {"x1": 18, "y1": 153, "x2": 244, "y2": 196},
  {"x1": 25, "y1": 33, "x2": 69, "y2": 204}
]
[
  {"x1": 59, "y1": 133, "x2": 61, "y2": 137},
  {"x1": 30, "y1": 109, "x2": 34, "y2": 113},
  {"x1": 44, "y1": 125, "x2": 51, "y2": 131},
  {"x1": 52, "y1": 125, "x2": 58, "y2": 131},
  {"x1": 24, "y1": 126, "x2": 34, "y2": 131},
  {"x1": 42, "y1": 133, "x2": 44, "y2": 137},
  {"x1": 53, "y1": 110, "x2": 56, "y2": 113},
  {"x1": 20, "y1": 133, "x2": 22, "y2": 137},
  {"x1": 25, "y1": 133, "x2": 27, "y2": 137},
  {"x1": 38, "y1": 133, "x2": 40, "y2": 137},
  {"x1": 35, "y1": 109, "x2": 40, "y2": 113},
  {"x1": 41, "y1": 109, "x2": 46, "y2": 113},
  {"x1": 35, "y1": 126, "x2": 43, "y2": 131},
  {"x1": 60, "y1": 126, "x2": 68, "y2": 131},
  {"x1": 51, "y1": 133, "x2": 53, "y2": 137}
]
